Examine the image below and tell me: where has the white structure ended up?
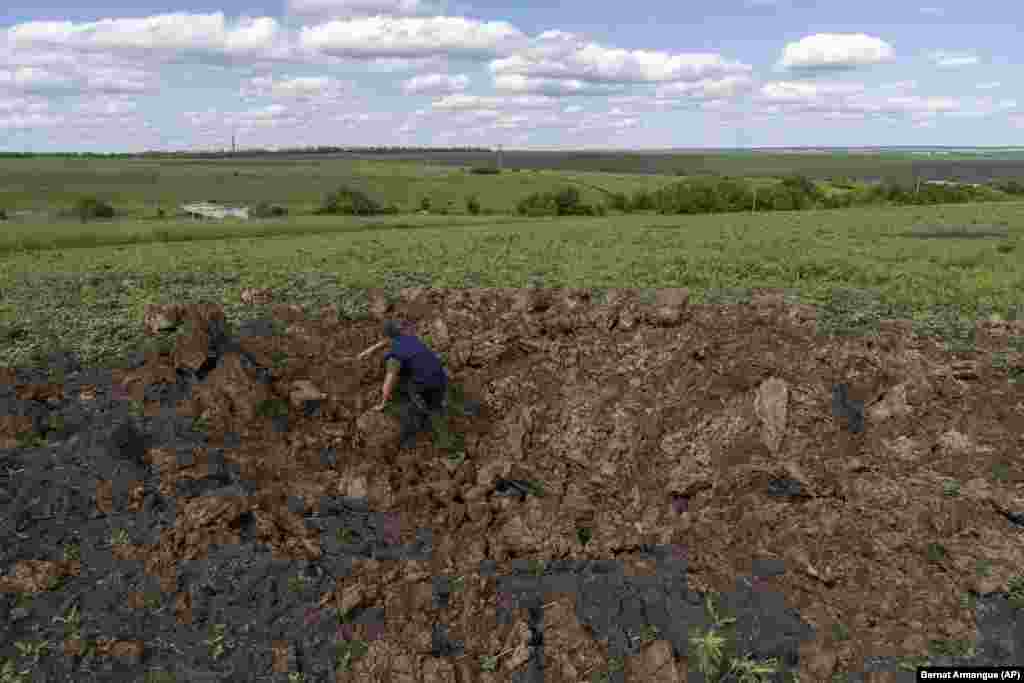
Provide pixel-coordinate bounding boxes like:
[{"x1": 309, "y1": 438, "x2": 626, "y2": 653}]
[{"x1": 181, "y1": 202, "x2": 249, "y2": 220}]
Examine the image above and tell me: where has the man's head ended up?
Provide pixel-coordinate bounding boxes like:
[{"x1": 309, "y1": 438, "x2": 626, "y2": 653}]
[{"x1": 382, "y1": 320, "x2": 403, "y2": 339}]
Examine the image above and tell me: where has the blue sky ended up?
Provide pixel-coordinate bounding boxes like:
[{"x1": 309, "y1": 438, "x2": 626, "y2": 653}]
[{"x1": 1, "y1": 0, "x2": 1021, "y2": 151}]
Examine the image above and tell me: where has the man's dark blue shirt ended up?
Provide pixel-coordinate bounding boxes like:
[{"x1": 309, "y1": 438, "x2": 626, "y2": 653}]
[{"x1": 384, "y1": 334, "x2": 448, "y2": 388}]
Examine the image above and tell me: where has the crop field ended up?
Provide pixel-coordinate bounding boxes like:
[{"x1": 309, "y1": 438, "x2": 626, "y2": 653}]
[{"x1": 2, "y1": 153, "x2": 1024, "y2": 682}]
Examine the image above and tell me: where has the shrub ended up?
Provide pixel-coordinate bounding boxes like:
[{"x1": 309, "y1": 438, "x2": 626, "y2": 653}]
[
  {"x1": 420, "y1": 196, "x2": 432, "y2": 212},
  {"x1": 629, "y1": 189, "x2": 656, "y2": 212},
  {"x1": 470, "y1": 166, "x2": 501, "y2": 174},
  {"x1": 516, "y1": 187, "x2": 599, "y2": 217},
  {"x1": 251, "y1": 201, "x2": 288, "y2": 218},
  {"x1": 994, "y1": 179, "x2": 1024, "y2": 195},
  {"x1": 156, "y1": 208, "x2": 166, "y2": 219},
  {"x1": 608, "y1": 192, "x2": 630, "y2": 212},
  {"x1": 466, "y1": 195, "x2": 481, "y2": 215},
  {"x1": 0, "y1": 208, "x2": 7, "y2": 220},
  {"x1": 316, "y1": 185, "x2": 384, "y2": 216},
  {"x1": 74, "y1": 197, "x2": 115, "y2": 222}
]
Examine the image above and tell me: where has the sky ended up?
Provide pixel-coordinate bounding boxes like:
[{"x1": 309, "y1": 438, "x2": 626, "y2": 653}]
[{"x1": 0, "y1": 0, "x2": 1021, "y2": 152}]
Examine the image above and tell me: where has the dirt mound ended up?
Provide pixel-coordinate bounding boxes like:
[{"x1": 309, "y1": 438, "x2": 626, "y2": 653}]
[{"x1": 1, "y1": 287, "x2": 1023, "y2": 681}]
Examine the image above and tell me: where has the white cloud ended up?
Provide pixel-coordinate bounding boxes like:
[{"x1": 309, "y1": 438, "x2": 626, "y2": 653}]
[
  {"x1": 0, "y1": 96, "x2": 50, "y2": 114},
  {"x1": 401, "y1": 72, "x2": 469, "y2": 95},
  {"x1": 754, "y1": 80, "x2": 965, "y2": 123},
  {"x1": 881, "y1": 80, "x2": 917, "y2": 91},
  {"x1": 299, "y1": 16, "x2": 525, "y2": 59},
  {"x1": 563, "y1": 104, "x2": 583, "y2": 114},
  {"x1": 0, "y1": 67, "x2": 76, "y2": 92},
  {"x1": 490, "y1": 31, "x2": 751, "y2": 86},
  {"x1": 927, "y1": 50, "x2": 979, "y2": 67},
  {"x1": 654, "y1": 75, "x2": 754, "y2": 99},
  {"x1": 7, "y1": 13, "x2": 284, "y2": 57},
  {"x1": 777, "y1": 33, "x2": 895, "y2": 71},
  {"x1": 430, "y1": 93, "x2": 559, "y2": 110},
  {"x1": 919, "y1": 6, "x2": 944, "y2": 15},
  {"x1": 977, "y1": 81, "x2": 1000, "y2": 90},
  {"x1": 758, "y1": 80, "x2": 866, "y2": 103},
  {"x1": 0, "y1": 111, "x2": 66, "y2": 130},
  {"x1": 493, "y1": 74, "x2": 626, "y2": 96},
  {"x1": 241, "y1": 74, "x2": 350, "y2": 100},
  {"x1": 287, "y1": 0, "x2": 446, "y2": 19}
]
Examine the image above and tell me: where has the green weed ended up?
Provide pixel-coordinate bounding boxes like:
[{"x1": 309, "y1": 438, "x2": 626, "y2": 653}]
[
  {"x1": 334, "y1": 639, "x2": 368, "y2": 673},
  {"x1": 202, "y1": 624, "x2": 233, "y2": 660},
  {"x1": 925, "y1": 542, "x2": 948, "y2": 564},
  {"x1": 144, "y1": 671, "x2": 176, "y2": 683},
  {"x1": 52, "y1": 603, "x2": 82, "y2": 640},
  {"x1": 0, "y1": 657, "x2": 32, "y2": 683},
  {"x1": 62, "y1": 541, "x2": 81, "y2": 562},
  {"x1": 1008, "y1": 574, "x2": 1024, "y2": 609},
  {"x1": 255, "y1": 397, "x2": 289, "y2": 418}
]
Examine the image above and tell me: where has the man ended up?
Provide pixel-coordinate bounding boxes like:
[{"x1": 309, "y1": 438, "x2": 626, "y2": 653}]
[{"x1": 358, "y1": 320, "x2": 448, "y2": 449}]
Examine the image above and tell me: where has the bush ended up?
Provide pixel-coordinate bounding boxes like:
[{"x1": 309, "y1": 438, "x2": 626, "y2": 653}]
[
  {"x1": 420, "y1": 196, "x2": 432, "y2": 212},
  {"x1": 629, "y1": 190, "x2": 656, "y2": 212},
  {"x1": 316, "y1": 185, "x2": 384, "y2": 216},
  {"x1": 516, "y1": 187, "x2": 599, "y2": 216},
  {"x1": 470, "y1": 166, "x2": 501, "y2": 174},
  {"x1": 0, "y1": 208, "x2": 7, "y2": 220},
  {"x1": 251, "y1": 201, "x2": 288, "y2": 218},
  {"x1": 608, "y1": 192, "x2": 630, "y2": 212},
  {"x1": 466, "y1": 195, "x2": 481, "y2": 215},
  {"x1": 74, "y1": 197, "x2": 115, "y2": 222},
  {"x1": 994, "y1": 179, "x2": 1024, "y2": 195}
]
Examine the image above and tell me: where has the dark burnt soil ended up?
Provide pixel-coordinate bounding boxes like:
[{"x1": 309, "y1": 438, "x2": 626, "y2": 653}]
[{"x1": 1, "y1": 287, "x2": 1023, "y2": 683}]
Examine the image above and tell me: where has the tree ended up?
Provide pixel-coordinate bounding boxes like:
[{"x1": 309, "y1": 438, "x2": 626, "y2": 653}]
[
  {"x1": 466, "y1": 195, "x2": 481, "y2": 215},
  {"x1": 75, "y1": 197, "x2": 115, "y2": 222},
  {"x1": 317, "y1": 185, "x2": 383, "y2": 216}
]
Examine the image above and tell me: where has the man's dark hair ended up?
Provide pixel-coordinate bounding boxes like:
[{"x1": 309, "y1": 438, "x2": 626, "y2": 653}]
[{"x1": 383, "y1": 320, "x2": 403, "y2": 339}]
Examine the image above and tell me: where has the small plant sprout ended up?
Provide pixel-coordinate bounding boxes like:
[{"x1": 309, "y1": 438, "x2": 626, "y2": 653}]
[
  {"x1": 203, "y1": 624, "x2": 233, "y2": 660},
  {"x1": 110, "y1": 528, "x2": 130, "y2": 546},
  {"x1": 13, "y1": 640, "x2": 49, "y2": 666}
]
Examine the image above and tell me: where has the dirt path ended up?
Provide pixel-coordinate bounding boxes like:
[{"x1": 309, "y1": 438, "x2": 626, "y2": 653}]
[{"x1": 2, "y1": 287, "x2": 1023, "y2": 682}]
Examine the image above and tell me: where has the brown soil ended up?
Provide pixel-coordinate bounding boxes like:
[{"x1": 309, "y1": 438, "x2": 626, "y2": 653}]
[{"x1": 2, "y1": 286, "x2": 1023, "y2": 682}]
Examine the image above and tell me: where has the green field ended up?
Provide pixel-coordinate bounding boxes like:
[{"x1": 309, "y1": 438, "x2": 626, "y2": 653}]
[
  {"x1": 2, "y1": 174, "x2": 1022, "y2": 370},
  {"x1": 0, "y1": 156, "x2": 685, "y2": 221}
]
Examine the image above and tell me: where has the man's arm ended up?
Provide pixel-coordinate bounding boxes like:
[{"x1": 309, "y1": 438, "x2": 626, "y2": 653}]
[
  {"x1": 358, "y1": 339, "x2": 389, "y2": 360},
  {"x1": 381, "y1": 359, "x2": 401, "y2": 403}
]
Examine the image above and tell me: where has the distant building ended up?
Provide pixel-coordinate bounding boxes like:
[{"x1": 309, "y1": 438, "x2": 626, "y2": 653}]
[
  {"x1": 922, "y1": 180, "x2": 982, "y2": 188},
  {"x1": 181, "y1": 202, "x2": 249, "y2": 220}
]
